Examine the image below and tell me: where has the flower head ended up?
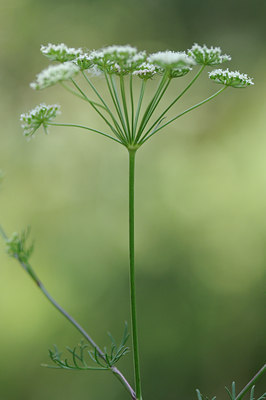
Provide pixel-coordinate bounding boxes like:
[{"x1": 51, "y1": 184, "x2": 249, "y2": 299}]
[
  {"x1": 148, "y1": 51, "x2": 195, "y2": 67},
  {"x1": 147, "y1": 51, "x2": 195, "y2": 78},
  {"x1": 41, "y1": 43, "x2": 83, "y2": 63},
  {"x1": 127, "y1": 52, "x2": 147, "y2": 69},
  {"x1": 133, "y1": 62, "x2": 159, "y2": 80},
  {"x1": 209, "y1": 69, "x2": 254, "y2": 88},
  {"x1": 89, "y1": 45, "x2": 146, "y2": 75},
  {"x1": 20, "y1": 104, "x2": 60, "y2": 137},
  {"x1": 99, "y1": 45, "x2": 138, "y2": 62},
  {"x1": 188, "y1": 43, "x2": 231, "y2": 66},
  {"x1": 73, "y1": 53, "x2": 94, "y2": 70},
  {"x1": 30, "y1": 62, "x2": 79, "y2": 90}
]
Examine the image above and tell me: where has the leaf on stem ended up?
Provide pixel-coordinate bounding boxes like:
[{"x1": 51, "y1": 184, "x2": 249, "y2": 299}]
[
  {"x1": 196, "y1": 383, "x2": 265, "y2": 400},
  {"x1": 44, "y1": 323, "x2": 130, "y2": 371}
]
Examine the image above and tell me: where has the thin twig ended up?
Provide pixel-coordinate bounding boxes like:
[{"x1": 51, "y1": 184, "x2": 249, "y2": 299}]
[
  {"x1": 47, "y1": 122, "x2": 124, "y2": 145},
  {"x1": 0, "y1": 225, "x2": 136, "y2": 399},
  {"x1": 235, "y1": 365, "x2": 266, "y2": 400}
]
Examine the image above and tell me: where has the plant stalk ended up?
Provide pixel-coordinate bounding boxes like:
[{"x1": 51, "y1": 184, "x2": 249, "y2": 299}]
[
  {"x1": 128, "y1": 149, "x2": 142, "y2": 400},
  {"x1": 0, "y1": 225, "x2": 136, "y2": 399},
  {"x1": 235, "y1": 364, "x2": 266, "y2": 400}
]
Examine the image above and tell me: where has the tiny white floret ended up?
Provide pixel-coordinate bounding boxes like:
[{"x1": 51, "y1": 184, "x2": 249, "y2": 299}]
[
  {"x1": 88, "y1": 45, "x2": 144, "y2": 75},
  {"x1": 41, "y1": 43, "x2": 83, "y2": 62},
  {"x1": 30, "y1": 62, "x2": 80, "y2": 90},
  {"x1": 209, "y1": 68, "x2": 254, "y2": 88},
  {"x1": 148, "y1": 51, "x2": 195, "y2": 67},
  {"x1": 100, "y1": 45, "x2": 137, "y2": 57},
  {"x1": 133, "y1": 62, "x2": 158, "y2": 79},
  {"x1": 20, "y1": 104, "x2": 60, "y2": 137},
  {"x1": 73, "y1": 53, "x2": 93, "y2": 70},
  {"x1": 188, "y1": 43, "x2": 231, "y2": 66}
]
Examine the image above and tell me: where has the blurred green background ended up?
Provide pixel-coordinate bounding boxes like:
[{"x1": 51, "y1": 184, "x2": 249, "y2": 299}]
[{"x1": 0, "y1": 0, "x2": 265, "y2": 399}]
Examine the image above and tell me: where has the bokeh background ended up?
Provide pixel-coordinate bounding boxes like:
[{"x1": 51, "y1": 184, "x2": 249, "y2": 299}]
[{"x1": 0, "y1": 0, "x2": 265, "y2": 399}]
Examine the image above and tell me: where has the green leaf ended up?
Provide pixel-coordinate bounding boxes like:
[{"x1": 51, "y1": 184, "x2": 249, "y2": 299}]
[{"x1": 196, "y1": 389, "x2": 203, "y2": 400}]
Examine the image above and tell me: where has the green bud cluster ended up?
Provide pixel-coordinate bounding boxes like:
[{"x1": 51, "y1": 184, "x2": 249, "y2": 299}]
[{"x1": 5, "y1": 229, "x2": 34, "y2": 265}]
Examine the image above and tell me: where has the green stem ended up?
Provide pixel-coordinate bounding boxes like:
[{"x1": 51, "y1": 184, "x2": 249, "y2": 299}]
[
  {"x1": 0, "y1": 225, "x2": 136, "y2": 399},
  {"x1": 142, "y1": 65, "x2": 205, "y2": 140},
  {"x1": 0, "y1": 225, "x2": 7, "y2": 239},
  {"x1": 81, "y1": 72, "x2": 126, "y2": 142},
  {"x1": 71, "y1": 79, "x2": 122, "y2": 141},
  {"x1": 235, "y1": 364, "x2": 266, "y2": 400},
  {"x1": 137, "y1": 78, "x2": 171, "y2": 143},
  {"x1": 82, "y1": 71, "x2": 109, "y2": 108},
  {"x1": 47, "y1": 122, "x2": 125, "y2": 146},
  {"x1": 135, "y1": 72, "x2": 168, "y2": 143},
  {"x1": 130, "y1": 74, "x2": 134, "y2": 140},
  {"x1": 60, "y1": 82, "x2": 105, "y2": 109},
  {"x1": 140, "y1": 86, "x2": 228, "y2": 145},
  {"x1": 132, "y1": 80, "x2": 146, "y2": 139},
  {"x1": 111, "y1": 75, "x2": 130, "y2": 140},
  {"x1": 120, "y1": 75, "x2": 131, "y2": 140},
  {"x1": 128, "y1": 149, "x2": 142, "y2": 400},
  {"x1": 104, "y1": 73, "x2": 129, "y2": 140}
]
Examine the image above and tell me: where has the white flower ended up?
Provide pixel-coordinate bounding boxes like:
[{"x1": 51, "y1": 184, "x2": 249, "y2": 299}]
[
  {"x1": 147, "y1": 51, "x2": 195, "y2": 78},
  {"x1": 41, "y1": 43, "x2": 83, "y2": 63},
  {"x1": 209, "y1": 69, "x2": 254, "y2": 88},
  {"x1": 100, "y1": 45, "x2": 138, "y2": 58},
  {"x1": 73, "y1": 53, "x2": 93, "y2": 70},
  {"x1": 87, "y1": 65, "x2": 103, "y2": 77},
  {"x1": 133, "y1": 62, "x2": 158, "y2": 79},
  {"x1": 188, "y1": 43, "x2": 231, "y2": 66},
  {"x1": 89, "y1": 49, "x2": 105, "y2": 61},
  {"x1": 30, "y1": 62, "x2": 80, "y2": 90},
  {"x1": 20, "y1": 104, "x2": 60, "y2": 137},
  {"x1": 89, "y1": 45, "x2": 137, "y2": 65},
  {"x1": 130, "y1": 52, "x2": 147, "y2": 65},
  {"x1": 89, "y1": 46, "x2": 146, "y2": 75},
  {"x1": 148, "y1": 51, "x2": 195, "y2": 68}
]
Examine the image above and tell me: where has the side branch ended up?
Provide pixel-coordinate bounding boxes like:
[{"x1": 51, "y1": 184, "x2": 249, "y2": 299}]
[
  {"x1": 71, "y1": 79, "x2": 125, "y2": 142},
  {"x1": 141, "y1": 65, "x2": 205, "y2": 140},
  {"x1": 60, "y1": 82, "x2": 106, "y2": 109},
  {"x1": 140, "y1": 86, "x2": 228, "y2": 144},
  {"x1": 235, "y1": 364, "x2": 266, "y2": 400},
  {"x1": 0, "y1": 225, "x2": 136, "y2": 399},
  {"x1": 81, "y1": 72, "x2": 127, "y2": 142},
  {"x1": 47, "y1": 122, "x2": 124, "y2": 145}
]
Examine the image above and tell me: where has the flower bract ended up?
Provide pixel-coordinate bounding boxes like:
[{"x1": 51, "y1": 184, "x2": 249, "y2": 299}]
[
  {"x1": 209, "y1": 69, "x2": 254, "y2": 88},
  {"x1": 20, "y1": 104, "x2": 60, "y2": 137}
]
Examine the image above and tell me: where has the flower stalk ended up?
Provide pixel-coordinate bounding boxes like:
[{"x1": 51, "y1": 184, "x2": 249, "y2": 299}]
[
  {"x1": 128, "y1": 149, "x2": 142, "y2": 400},
  {"x1": 235, "y1": 364, "x2": 266, "y2": 400}
]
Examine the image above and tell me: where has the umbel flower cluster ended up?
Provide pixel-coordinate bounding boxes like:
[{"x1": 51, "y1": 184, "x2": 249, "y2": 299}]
[
  {"x1": 21, "y1": 43, "x2": 254, "y2": 148},
  {"x1": 20, "y1": 104, "x2": 60, "y2": 137}
]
